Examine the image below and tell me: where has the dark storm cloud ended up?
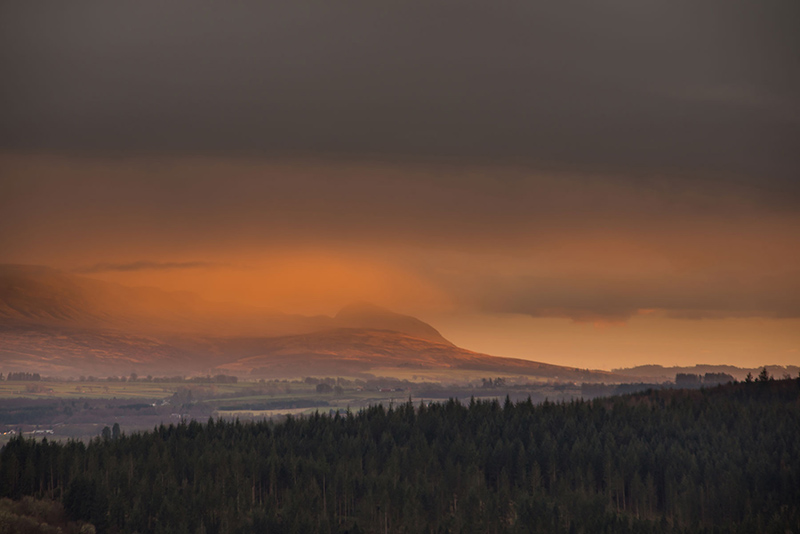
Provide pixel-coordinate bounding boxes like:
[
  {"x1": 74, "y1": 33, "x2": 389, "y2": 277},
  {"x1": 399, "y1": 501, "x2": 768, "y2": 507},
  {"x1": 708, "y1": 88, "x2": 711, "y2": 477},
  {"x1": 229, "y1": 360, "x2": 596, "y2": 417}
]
[
  {"x1": 459, "y1": 271, "x2": 800, "y2": 322},
  {"x1": 1, "y1": 0, "x2": 798, "y2": 323},
  {"x1": 0, "y1": 154, "x2": 793, "y2": 255},
  {"x1": 1, "y1": 0, "x2": 798, "y2": 192}
]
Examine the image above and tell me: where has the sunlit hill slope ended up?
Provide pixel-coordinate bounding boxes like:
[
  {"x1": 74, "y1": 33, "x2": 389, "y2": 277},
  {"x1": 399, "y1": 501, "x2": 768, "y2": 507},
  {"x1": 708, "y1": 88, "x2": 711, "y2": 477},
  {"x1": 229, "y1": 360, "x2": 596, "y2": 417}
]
[{"x1": 0, "y1": 265, "x2": 618, "y2": 381}]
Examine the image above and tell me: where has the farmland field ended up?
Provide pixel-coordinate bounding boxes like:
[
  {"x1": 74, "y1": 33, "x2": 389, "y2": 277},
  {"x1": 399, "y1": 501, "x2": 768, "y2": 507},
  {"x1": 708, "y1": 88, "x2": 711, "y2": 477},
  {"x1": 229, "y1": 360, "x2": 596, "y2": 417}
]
[{"x1": 0, "y1": 376, "x2": 588, "y2": 444}]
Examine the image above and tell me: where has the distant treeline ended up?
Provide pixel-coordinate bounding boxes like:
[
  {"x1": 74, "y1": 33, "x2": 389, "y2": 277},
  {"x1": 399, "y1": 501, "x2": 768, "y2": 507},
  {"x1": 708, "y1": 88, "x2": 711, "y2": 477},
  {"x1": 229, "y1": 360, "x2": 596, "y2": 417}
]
[
  {"x1": 675, "y1": 373, "x2": 734, "y2": 387},
  {"x1": 3, "y1": 372, "x2": 42, "y2": 381},
  {"x1": 2, "y1": 378, "x2": 799, "y2": 533},
  {"x1": 580, "y1": 382, "x2": 661, "y2": 398},
  {"x1": 0, "y1": 373, "x2": 242, "y2": 384},
  {"x1": 98, "y1": 374, "x2": 239, "y2": 384},
  {"x1": 581, "y1": 369, "x2": 784, "y2": 399}
]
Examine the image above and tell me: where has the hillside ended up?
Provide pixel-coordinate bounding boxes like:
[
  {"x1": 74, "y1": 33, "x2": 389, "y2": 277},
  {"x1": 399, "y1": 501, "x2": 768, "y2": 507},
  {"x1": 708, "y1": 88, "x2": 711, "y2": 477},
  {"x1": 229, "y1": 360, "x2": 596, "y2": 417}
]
[
  {"x1": 0, "y1": 265, "x2": 451, "y2": 342},
  {"x1": 0, "y1": 264, "x2": 618, "y2": 381},
  {"x1": 333, "y1": 301, "x2": 451, "y2": 345},
  {"x1": 0, "y1": 264, "x2": 329, "y2": 337},
  {"x1": 215, "y1": 328, "x2": 615, "y2": 381}
]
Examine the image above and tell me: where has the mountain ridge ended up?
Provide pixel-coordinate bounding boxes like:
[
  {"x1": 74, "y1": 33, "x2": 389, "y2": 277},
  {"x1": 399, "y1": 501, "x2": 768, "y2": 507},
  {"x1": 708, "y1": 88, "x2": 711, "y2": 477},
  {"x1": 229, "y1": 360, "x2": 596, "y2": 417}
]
[{"x1": 0, "y1": 264, "x2": 620, "y2": 381}]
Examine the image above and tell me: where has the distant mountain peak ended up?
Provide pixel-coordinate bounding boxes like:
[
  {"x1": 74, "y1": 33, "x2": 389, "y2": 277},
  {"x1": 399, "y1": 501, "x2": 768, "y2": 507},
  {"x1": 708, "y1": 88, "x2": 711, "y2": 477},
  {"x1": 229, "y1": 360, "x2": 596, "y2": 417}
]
[
  {"x1": 0, "y1": 265, "x2": 453, "y2": 345},
  {"x1": 0, "y1": 265, "x2": 620, "y2": 381},
  {"x1": 335, "y1": 301, "x2": 393, "y2": 319},
  {"x1": 334, "y1": 301, "x2": 452, "y2": 345}
]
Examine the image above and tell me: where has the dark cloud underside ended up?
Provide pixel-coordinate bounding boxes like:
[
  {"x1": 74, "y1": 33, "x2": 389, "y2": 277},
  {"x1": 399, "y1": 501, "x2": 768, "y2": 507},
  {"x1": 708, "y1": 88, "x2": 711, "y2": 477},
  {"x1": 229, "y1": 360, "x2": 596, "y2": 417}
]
[
  {"x1": 1, "y1": 1, "x2": 798, "y2": 324},
  {"x1": 2, "y1": 153, "x2": 798, "y2": 321},
  {"x1": 457, "y1": 271, "x2": 800, "y2": 322},
  {"x1": 1, "y1": 0, "x2": 798, "y2": 189}
]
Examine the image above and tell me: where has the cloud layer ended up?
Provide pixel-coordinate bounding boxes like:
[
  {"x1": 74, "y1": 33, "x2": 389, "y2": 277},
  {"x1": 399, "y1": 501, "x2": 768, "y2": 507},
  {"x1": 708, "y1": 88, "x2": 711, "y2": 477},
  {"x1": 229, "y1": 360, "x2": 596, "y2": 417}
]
[
  {"x1": 1, "y1": 0, "x2": 798, "y2": 188},
  {"x1": 2, "y1": 154, "x2": 798, "y2": 321},
  {"x1": 1, "y1": 1, "x2": 798, "y2": 332}
]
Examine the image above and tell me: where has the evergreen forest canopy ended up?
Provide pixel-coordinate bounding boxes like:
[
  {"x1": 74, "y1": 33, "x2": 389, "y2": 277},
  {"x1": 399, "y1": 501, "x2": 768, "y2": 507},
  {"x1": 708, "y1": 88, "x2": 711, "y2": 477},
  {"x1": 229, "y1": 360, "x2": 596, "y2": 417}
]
[{"x1": 1, "y1": 378, "x2": 799, "y2": 534}]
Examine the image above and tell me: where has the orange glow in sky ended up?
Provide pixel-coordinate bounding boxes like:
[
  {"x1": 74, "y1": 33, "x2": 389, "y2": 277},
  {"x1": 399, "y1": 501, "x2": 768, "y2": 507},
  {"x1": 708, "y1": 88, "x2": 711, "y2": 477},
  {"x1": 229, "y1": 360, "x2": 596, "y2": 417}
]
[
  {"x1": 1, "y1": 153, "x2": 799, "y2": 369},
  {"x1": 85, "y1": 252, "x2": 450, "y2": 316}
]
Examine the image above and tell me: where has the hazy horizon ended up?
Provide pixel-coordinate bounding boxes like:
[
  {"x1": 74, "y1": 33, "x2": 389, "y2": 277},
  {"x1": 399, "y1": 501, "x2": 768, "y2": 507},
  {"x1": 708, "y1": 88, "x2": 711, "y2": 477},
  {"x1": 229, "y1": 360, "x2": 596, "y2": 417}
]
[{"x1": 2, "y1": 260, "x2": 798, "y2": 371}]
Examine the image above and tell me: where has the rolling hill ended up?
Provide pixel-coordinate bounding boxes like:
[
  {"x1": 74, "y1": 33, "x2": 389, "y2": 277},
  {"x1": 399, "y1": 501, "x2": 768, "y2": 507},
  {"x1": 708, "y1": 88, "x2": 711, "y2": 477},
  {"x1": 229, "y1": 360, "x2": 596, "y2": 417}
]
[
  {"x1": 213, "y1": 328, "x2": 614, "y2": 381},
  {"x1": 0, "y1": 264, "x2": 619, "y2": 381}
]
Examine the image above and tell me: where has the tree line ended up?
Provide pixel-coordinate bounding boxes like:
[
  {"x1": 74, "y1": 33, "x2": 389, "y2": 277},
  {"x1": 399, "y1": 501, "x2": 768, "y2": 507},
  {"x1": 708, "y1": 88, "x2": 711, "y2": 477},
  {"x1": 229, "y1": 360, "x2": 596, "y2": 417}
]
[
  {"x1": 2, "y1": 372, "x2": 42, "y2": 381},
  {"x1": 1, "y1": 378, "x2": 798, "y2": 533}
]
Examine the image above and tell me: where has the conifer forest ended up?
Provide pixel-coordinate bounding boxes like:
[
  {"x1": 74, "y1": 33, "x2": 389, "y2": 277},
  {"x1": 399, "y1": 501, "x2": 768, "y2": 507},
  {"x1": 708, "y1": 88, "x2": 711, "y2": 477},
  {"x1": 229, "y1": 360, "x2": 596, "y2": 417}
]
[{"x1": 1, "y1": 379, "x2": 799, "y2": 534}]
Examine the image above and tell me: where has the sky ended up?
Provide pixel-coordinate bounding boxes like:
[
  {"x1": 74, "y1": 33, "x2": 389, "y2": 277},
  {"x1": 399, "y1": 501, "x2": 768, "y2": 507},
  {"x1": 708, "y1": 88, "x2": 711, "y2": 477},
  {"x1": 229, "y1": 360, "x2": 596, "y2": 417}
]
[{"x1": 1, "y1": 1, "x2": 799, "y2": 369}]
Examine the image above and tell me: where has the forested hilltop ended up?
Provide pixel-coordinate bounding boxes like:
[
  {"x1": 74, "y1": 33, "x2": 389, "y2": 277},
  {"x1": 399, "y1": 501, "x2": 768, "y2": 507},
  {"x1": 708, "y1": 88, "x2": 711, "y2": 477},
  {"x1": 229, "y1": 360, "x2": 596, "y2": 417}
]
[{"x1": 1, "y1": 379, "x2": 799, "y2": 534}]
